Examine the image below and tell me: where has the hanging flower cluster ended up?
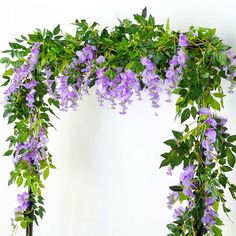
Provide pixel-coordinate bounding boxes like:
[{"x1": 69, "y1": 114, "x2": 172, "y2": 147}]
[
  {"x1": 225, "y1": 51, "x2": 236, "y2": 93},
  {"x1": 141, "y1": 57, "x2": 162, "y2": 112},
  {"x1": 165, "y1": 34, "x2": 188, "y2": 102},
  {"x1": 199, "y1": 107, "x2": 228, "y2": 165},
  {"x1": 95, "y1": 67, "x2": 141, "y2": 114},
  {"x1": 167, "y1": 164, "x2": 196, "y2": 220},
  {"x1": 164, "y1": 105, "x2": 233, "y2": 234},
  {"x1": 50, "y1": 35, "x2": 188, "y2": 115},
  {"x1": 3, "y1": 42, "x2": 40, "y2": 107},
  {"x1": 13, "y1": 120, "x2": 49, "y2": 169},
  {"x1": 202, "y1": 197, "x2": 218, "y2": 230},
  {"x1": 180, "y1": 164, "x2": 195, "y2": 198},
  {"x1": 51, "y1": 45, "x2": 99, "y2": 111},
  {"x1": 14, "y1": 192, "x2": 30, "y2": 216}
]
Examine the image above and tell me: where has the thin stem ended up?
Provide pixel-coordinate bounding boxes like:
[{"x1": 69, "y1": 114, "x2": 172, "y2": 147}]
[{"x1": 26, "y1": 187, "x2": 33, "y2": 236}]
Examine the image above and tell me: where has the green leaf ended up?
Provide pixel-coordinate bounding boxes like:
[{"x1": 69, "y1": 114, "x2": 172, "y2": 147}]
[
  {"x1": 160, "y1": 158, "x2": 170, "y2": 168},
  {"x1": 219, "y1": 173, "x2": 227, "y2": 188},
  {"x1": 169, "y1": 185, "x2": 182, "y2": 192},
  {"x1": 9, "y1": 42, "x2": 26, "y2": 50},
  {"x1": 167, "y1": 223, "x2": 176, "y2": 232},
  {"x1": 20, "y1": 220, "x2": 27, "y2": 229},
  {"x1": 213, "y1": 93, "x2": 225, "y2": 99},
  {"x1": 205, "y1": 28, "x2": 216, "y2": 39},
  {"x1": 216, "y1": 52, "x2": 227, "y2": 66},
  {"x1": 191, "y1": 106, "x2": 197, "y2": 119},
  {"x1": 227, "y1": 135, "x2": 236, "y2": 143},
  {"x1": 229, "y1": 184, "x2": 236, "y2": 200},
  {"x1": 165, "y1": 18, "x2": 170, "y2": 32},
  {"x1": 172, "y1": 131, "x2": 183, "y2": 140},
  {"x1": 3, "y1": 109, "x2": 11, "y2": 118},
  {"x1": 17, "y1": 176, "x2": 23, "y2": 187},
  {"x1": 18, "y1": 132, "x2": 28, "y2": 142},
  {"x1": 3, "y1": 68, "x2": 13, "y2": 76},
  {"x1": 226, "y1": 148, "x2": 235, "y2": 168},
  {"x1": 49, "y1": 163, "x2": 56, "y2": 169},
  {"x1": 206, "y1": 95, "x2": 221, "y2": 111},
  {"x1": 141, "y1": 7, "x2": 147, "y2": 18},
  {"x1": 181, "y1": 108, "x2": 190, "y2": 123},
  {"x1": 164, "y1": 139, "x2": 177, "y2": 147},
  {"x1": 212, "y1": 226, "x2": 222, "y2": 236},
  {"x1": 221, "y1": 166, "x2": 232, "y2": 172},
  {"x1": 6, "y1": 135, "x2": 15, "y2": 142},
  {"x1": 3, "y1": 149, "x2": 13, "y2": 156},
  {"x1": 43, "y1": 168, "x2": 50, "y2": 180},
  {"x1": 215, "y1": 217, "x2": 224, "y2": 226},
  {"x1": 36, "y1": 83, "x2": 47, "y2": 99},
  {"x1": 53, "y1": 24, "x2": 60, "y2": 35},
  {"x1": 8, "y1": 115, "x2": 16, "y2": 124}
]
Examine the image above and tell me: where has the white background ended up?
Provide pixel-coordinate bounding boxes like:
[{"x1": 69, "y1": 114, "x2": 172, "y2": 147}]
[{"x1": 0, "y1": 0, "x2": 236, "y2": 235}]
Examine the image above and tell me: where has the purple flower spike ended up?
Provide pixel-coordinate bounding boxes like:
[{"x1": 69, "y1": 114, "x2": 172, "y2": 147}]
[
  {"x1": 205, "y1": 128, "x2": 217, "y2": 143},
  {"x1": 96, "y1": 55, "x2": 105, "y2": 65},
  {"x1": 199, "y1": 107, "x2": 211, "y2": 116},
  {"x1": 167, "y1": 192, "x2": 179, "y2": 209},
  {"x1": 3, "y1": 42, "x2": 40, "y2": 107},
  {"x1": 219, "y1": 116, "x2": 228, "y2": 126},
  {"x1": 177, "y1": 49, "x2": 187, "y2": 67},
  {"x1": 14, "y1": 192, "x2": 30, "y2": 214},
  {"x1": 173, "y1": 206, "x2": 185, "y2": 220},
  {"x1": 179, "y1": 33, "x2": 189, "y2": 47},
  {"x1": 166, "y1": 167, "x2": 173, "y2": 176},
  {"x1": 180, "y1": 164, "x2": 195, "y2": 198},
  {"x1": 206, "y1": 117, "x2": 217, "y2": 127},
  {"x1": 202, "y1": 197, "x2": 218, "y2": 229},
  {"x1": 141, "y1": 57, "x2": 155, "y2": 70},
  {"x1": 141, "y1": 57, "x2": 162, "y2": 110},
  {"x1": 165, "y1": 48, "x2": 187, "y2": 100}
]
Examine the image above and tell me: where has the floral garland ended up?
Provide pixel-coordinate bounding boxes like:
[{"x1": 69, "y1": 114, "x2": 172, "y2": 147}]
[{"x1": 1, "y1": 8, "x2": 236, "y2": 236}]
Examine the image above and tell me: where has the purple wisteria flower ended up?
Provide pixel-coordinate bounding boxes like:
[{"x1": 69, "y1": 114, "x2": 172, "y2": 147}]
[
  {"x1": 52, "y1": 44, "x2": 102, "y2": 111},
  {"x1": 13, "y1": 117, "x2": 49, "y2": 169},
  {"x1": 205, "y1": 128, "x2": 217, "y2": 143},
  {"x1": 180, "y1": 164, "x2": 195, "y2": 198},
  {"x1": 219, "y1": 116, "x2": 228, "y2": 127},
  {"x1": 95, "y1": 67, "x2": 114, "y2": 107},
  {"x1": 28, "y1": 42, "x2": 40, "y2": 70},
  {"x1": 166, "y1": 166, "x2": 172, "y2": 176},
  {"x1": 116, "y1": 70, "x2": 141, "y2": 114},
  {"x1": 198, "y1": 107, "x2": 211, "y2": 116},
  {"x1": 176, "y1": 49, "x2": 187, "y2": 67},
  {"x1": 76, "y1": 45, "x2": 97, "y2": 63},
  {"x1": 141, "y1": 57, "x2": 155, "y2": 70},
  {"x1": 56, "y1": 75, "x2": 82, "y2": 111},
  {"x1": 206, "y1": 117, "x2": 217, "y2": 127},
  {"x1": 164, "y1": 33, "x2": 188, "y2": 101},
  {"x1": 202, "y1": 197, "x2": 217, "y2": 229},
  {"x1": 173, "y1": 206, "x2": 185, "y2": 220},
  {"x1": 200, "y1": 107, "x2": 218, "y2": 164},
  {"x1": 178, "y1": 33, "x2": 189, "y2": 48},
  {"x1": 14, "y1": 192, "x2": 29, "y2": 214},
  {"x1": 167, "y1": 191, "x2": 179, "y2": 209},
  {"x1": 45, "y1": 66, "x2": 58, "y2": 99},
  {"x1": 96, "y1": 55, "x2": 105, "y2": 65},
  {"x1": 3, "y1": 42, "x2": 40, "y2": 107},
  {"x1": 141, "y1": 57, "x2": 162, "y2": 111},
  {"x1": 224, "y1": 51, "x2": 236, "y2": 93},
  {"x1": 24, "y1": 79, "x2": 37, "y2": 112},
  {"x1": 165, "y1": 49, "x2": 187, "y2": 101},
  {"x1": 95, "y1": 67, "x2": 141, "y2": 114}
]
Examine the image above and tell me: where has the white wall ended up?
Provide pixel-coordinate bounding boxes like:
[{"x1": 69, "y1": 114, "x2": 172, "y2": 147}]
[{"x1": 0, "y1": 0, "x2": 236, "y2": 235}]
